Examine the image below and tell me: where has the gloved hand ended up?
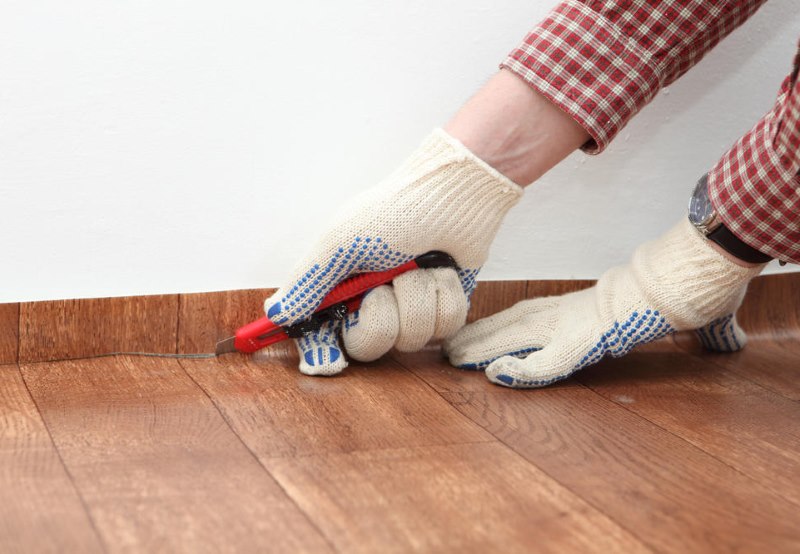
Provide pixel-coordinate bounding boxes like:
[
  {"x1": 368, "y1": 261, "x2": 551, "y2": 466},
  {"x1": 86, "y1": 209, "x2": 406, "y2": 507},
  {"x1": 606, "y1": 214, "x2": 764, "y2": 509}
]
[
  {"x1": 266, "y1": 129, "x2": 523, "y2": 375},
  {"x1": 444, "y1": 219, "x2": 765, "y2": 388}
]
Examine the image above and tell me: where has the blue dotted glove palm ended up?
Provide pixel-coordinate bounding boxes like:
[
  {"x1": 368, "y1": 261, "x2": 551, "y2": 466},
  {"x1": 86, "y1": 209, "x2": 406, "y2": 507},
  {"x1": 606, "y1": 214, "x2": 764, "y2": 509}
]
[
  {"x1": 444, "y1": 219, "x2": 765, "y2": 388},
  {"x1": 266, "y1": 129, "x2": 523, "y2": 375}
]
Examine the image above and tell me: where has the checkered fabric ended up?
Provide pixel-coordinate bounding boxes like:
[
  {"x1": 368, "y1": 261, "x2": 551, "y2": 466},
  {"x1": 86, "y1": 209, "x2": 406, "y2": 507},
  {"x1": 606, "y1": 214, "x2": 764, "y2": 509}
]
[
  {"x1": 502, "y1": 0, "x2": 800, "y2": 263},
  {"x1": 708, "y1": 57, "x2": 800, "y2": 264}
]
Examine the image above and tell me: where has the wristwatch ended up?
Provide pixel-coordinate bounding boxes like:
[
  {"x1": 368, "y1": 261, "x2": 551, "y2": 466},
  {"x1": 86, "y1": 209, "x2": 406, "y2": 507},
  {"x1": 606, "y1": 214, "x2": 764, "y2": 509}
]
[{"x1": 688, "y1": 174, "x2": 773, "y2": 264}]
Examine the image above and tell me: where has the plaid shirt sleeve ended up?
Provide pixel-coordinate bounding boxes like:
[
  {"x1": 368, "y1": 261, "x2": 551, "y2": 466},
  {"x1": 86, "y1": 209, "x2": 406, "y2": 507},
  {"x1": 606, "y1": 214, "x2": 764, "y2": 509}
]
[
  {"x1": 501, "y1": 0, "x2": 767, "y2": 154},
  {"x1": 708, "y1": 45, "x2": 800, "y2": 264},
  {"x1": 502, "y1": 0, "x2": 800, "y2": 264}
]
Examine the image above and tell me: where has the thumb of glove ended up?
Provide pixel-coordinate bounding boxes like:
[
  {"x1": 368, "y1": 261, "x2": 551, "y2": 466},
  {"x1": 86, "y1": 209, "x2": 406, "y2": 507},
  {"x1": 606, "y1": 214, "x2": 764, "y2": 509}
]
[{"x1": 293, "y1": 319, "x2": 348, "y2": 376}]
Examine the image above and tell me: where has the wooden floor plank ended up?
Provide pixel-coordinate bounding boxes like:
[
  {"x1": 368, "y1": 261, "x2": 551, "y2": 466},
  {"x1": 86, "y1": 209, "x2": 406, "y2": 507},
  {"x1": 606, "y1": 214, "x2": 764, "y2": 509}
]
[
  {"x1": 0, "y1": 364, "x2": 103, "y2": 553},
  {"x1": 0, "y1": 303, "x2": 19, "y2": 364},
  {"x1": 577, "y1": 345, "x2": 800, "y2": 507},
  {"x1": 674, "y1": 332, "x2": 800, "y2": 401},
  {"x1": 398, "y1": 349, "x2": 800, "y2": 553},
  {"x1": 19, "y1": 295, "x2": 179, "y2": 363},
  {"x1": 180, "y1": 353, "x2": 492, "y2": 458},
  {"x1": 526, "y1": 279, "x2": 595, "y2": 299},
  {"x1": 20, "y1": 356, "x2": 332, "y2": 553},
  {"x1": 736, "y1": 273, "x2": 800, "y2": 340},
  {"x1": 265, "y1": 442, "x2": 648, "y2": 554},
  {"x1": 467, "y1": 281, "x2": 528, "y2": 323}
]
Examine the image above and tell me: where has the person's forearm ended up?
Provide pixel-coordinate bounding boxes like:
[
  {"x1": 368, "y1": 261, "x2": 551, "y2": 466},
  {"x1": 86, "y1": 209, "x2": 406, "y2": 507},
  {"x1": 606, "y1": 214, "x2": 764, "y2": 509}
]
[
  {"x1": 445, "y1": 69, "x2": 589, "y2": 186},
  {"x1": 500, "y1": 1, "x2": 767, "y2": 154}
]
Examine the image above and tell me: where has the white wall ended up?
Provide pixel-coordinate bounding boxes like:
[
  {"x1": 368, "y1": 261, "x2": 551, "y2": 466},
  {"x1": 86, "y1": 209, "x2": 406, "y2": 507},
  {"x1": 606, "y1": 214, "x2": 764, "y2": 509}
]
[{"x1": 1, "y1": 0, "x2": 798, "y2": 302}]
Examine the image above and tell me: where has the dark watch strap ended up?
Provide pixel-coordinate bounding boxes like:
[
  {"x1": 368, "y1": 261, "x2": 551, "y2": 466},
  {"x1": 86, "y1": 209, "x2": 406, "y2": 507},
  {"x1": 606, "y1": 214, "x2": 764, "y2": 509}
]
[{"x1": 707, "y1": 224, "x2": 772, "y2": 264}]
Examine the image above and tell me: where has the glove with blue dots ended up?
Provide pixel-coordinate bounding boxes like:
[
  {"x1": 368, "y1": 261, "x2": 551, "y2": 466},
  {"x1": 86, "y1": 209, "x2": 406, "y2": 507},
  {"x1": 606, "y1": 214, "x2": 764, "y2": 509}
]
[
  {"x1": 444, "y1": 218, "x2": 765, "y2": 388},
  {"x1": 266, "y1": 129, "x2": 523, "y2": 376}
]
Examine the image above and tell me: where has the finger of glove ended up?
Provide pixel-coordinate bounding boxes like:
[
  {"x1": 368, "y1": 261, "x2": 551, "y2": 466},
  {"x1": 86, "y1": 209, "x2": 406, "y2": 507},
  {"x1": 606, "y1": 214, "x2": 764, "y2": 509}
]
[
  {"x1": 392, "y1": 268, "x2": 468, "y2": 352},
  {"x1": 430, "y1": 267, "x2": 468, "y2": 340},
  {"x1": 393, "y1": 269, "x2": 438, "y2": 352},
  {"x1": 443, "y1": 296, "x2": 560, "y2": 355},
  {"x1": 342, "y1": 286, "x2": 400, "y2": 362},
  {"x1": 484, "y1": 337, "x2": 589, "y2": 388},
  {"x1": 294, "y1": 320, "x2": 349, "y2": 376},
  {"x1": 484, "y1": 302, "x2": 681, "y2": 388},
  {"x1": 694, "y1": 313, "x2": 747, "y2": 352},
  {"x1": 444, "y1": 305, "x2": 556, "y2": 371},
  {"x1": 265, "y1": 236, "x2": 415, "y2": 327}
]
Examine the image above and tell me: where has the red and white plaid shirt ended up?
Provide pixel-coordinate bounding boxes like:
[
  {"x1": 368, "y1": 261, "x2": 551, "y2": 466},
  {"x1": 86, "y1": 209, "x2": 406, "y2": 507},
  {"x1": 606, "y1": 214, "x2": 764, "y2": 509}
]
[{"x1": 501, "y1": 0, "x2": 799, "y2": 264}]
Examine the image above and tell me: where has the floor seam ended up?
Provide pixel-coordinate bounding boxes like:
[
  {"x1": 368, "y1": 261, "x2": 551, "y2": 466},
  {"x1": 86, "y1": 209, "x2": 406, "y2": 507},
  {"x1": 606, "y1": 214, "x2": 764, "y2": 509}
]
[
  {"x1": 386, "y1": 352, "x2": 502, "y2": 440},
  {"x1": 16, "y1": 363, "x2": 110, "y2": 554},
  {"x1": 174, "y1": 295, "x2": 183, "y2": 355},
  {"x1": 255, "y1": 438, "x2": 502, "y2": 463},
  {"x1": 460, "y1": 418, "x2": 657, "y2": 553},
  {"x1": 576, "y1": 375, "x2": 800, "y2": 510},
  {"x1": 175, "y1": 359, "x2": 340, "y2": 554}
]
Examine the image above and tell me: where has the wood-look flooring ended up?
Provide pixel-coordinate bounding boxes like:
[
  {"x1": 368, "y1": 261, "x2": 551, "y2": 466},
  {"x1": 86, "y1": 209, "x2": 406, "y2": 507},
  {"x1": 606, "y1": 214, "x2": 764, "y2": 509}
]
[
  {"x1": 1, "y1": 276, "x2": 798, "y2": 552},
  {"x1": 2, "y1": 338, "x2": 798, "y2": 552}
]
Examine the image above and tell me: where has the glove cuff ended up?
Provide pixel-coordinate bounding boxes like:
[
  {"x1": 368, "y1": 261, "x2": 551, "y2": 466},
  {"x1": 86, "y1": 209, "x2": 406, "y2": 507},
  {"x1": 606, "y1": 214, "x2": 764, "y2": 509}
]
[
  {"x1": 426, "y1": 128, "x2": 525, "y2": 194},
  {"x1": 626, "y1": 218, "x2": 765, "y2": 329},
  {"x1": 343, "y1": 128, "x2": 524, "y2": 271}
]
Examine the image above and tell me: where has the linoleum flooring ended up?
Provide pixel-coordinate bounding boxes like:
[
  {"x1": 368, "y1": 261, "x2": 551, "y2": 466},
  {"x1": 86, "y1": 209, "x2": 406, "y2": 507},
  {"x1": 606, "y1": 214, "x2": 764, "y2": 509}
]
[{"x1": 2, "y1": 335, "x2": 799, "y2": 552}]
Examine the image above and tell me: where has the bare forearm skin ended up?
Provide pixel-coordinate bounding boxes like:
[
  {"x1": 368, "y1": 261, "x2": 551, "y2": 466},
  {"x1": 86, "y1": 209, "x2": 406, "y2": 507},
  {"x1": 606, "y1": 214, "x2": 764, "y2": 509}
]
[{"x1": 445, "y1": 69, "x2": 590, "y2": 186}]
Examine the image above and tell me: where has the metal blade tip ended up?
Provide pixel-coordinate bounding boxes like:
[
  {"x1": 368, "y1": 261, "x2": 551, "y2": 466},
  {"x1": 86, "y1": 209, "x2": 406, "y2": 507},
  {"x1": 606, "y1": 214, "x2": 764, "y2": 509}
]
[{"x1": 214, "y1": 336, "x2": 237, "y2": 356}]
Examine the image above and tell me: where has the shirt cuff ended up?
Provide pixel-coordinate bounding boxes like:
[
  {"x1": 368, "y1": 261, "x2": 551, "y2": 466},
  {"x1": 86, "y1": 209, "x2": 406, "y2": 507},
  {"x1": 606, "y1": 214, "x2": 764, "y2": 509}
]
[
  {"x1": 500, "y1": 0, "x2": 662, "y2": 154},
  {"x1": 708, "y1": 110, "x2": 800, "y2": 264}
]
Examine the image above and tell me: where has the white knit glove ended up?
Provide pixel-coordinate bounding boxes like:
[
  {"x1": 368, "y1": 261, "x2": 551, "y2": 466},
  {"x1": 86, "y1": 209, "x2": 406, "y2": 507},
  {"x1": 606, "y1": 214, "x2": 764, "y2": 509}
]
[
  {"x1": 444, "y1": 219, "x2": 765, "y2": 388},
  {"x1": 266, "y1": 129, "x2": 523, "y2": 376}
]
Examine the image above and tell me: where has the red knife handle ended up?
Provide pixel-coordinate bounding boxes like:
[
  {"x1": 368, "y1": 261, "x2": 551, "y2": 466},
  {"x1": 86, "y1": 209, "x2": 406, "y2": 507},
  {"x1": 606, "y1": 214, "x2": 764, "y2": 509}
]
[
  {"x1": 233, "y1": 251, "x2": 457, "y2": 353},
  {"x1": 233, "y1": 319, "x2": 289, "y2": 352}
]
